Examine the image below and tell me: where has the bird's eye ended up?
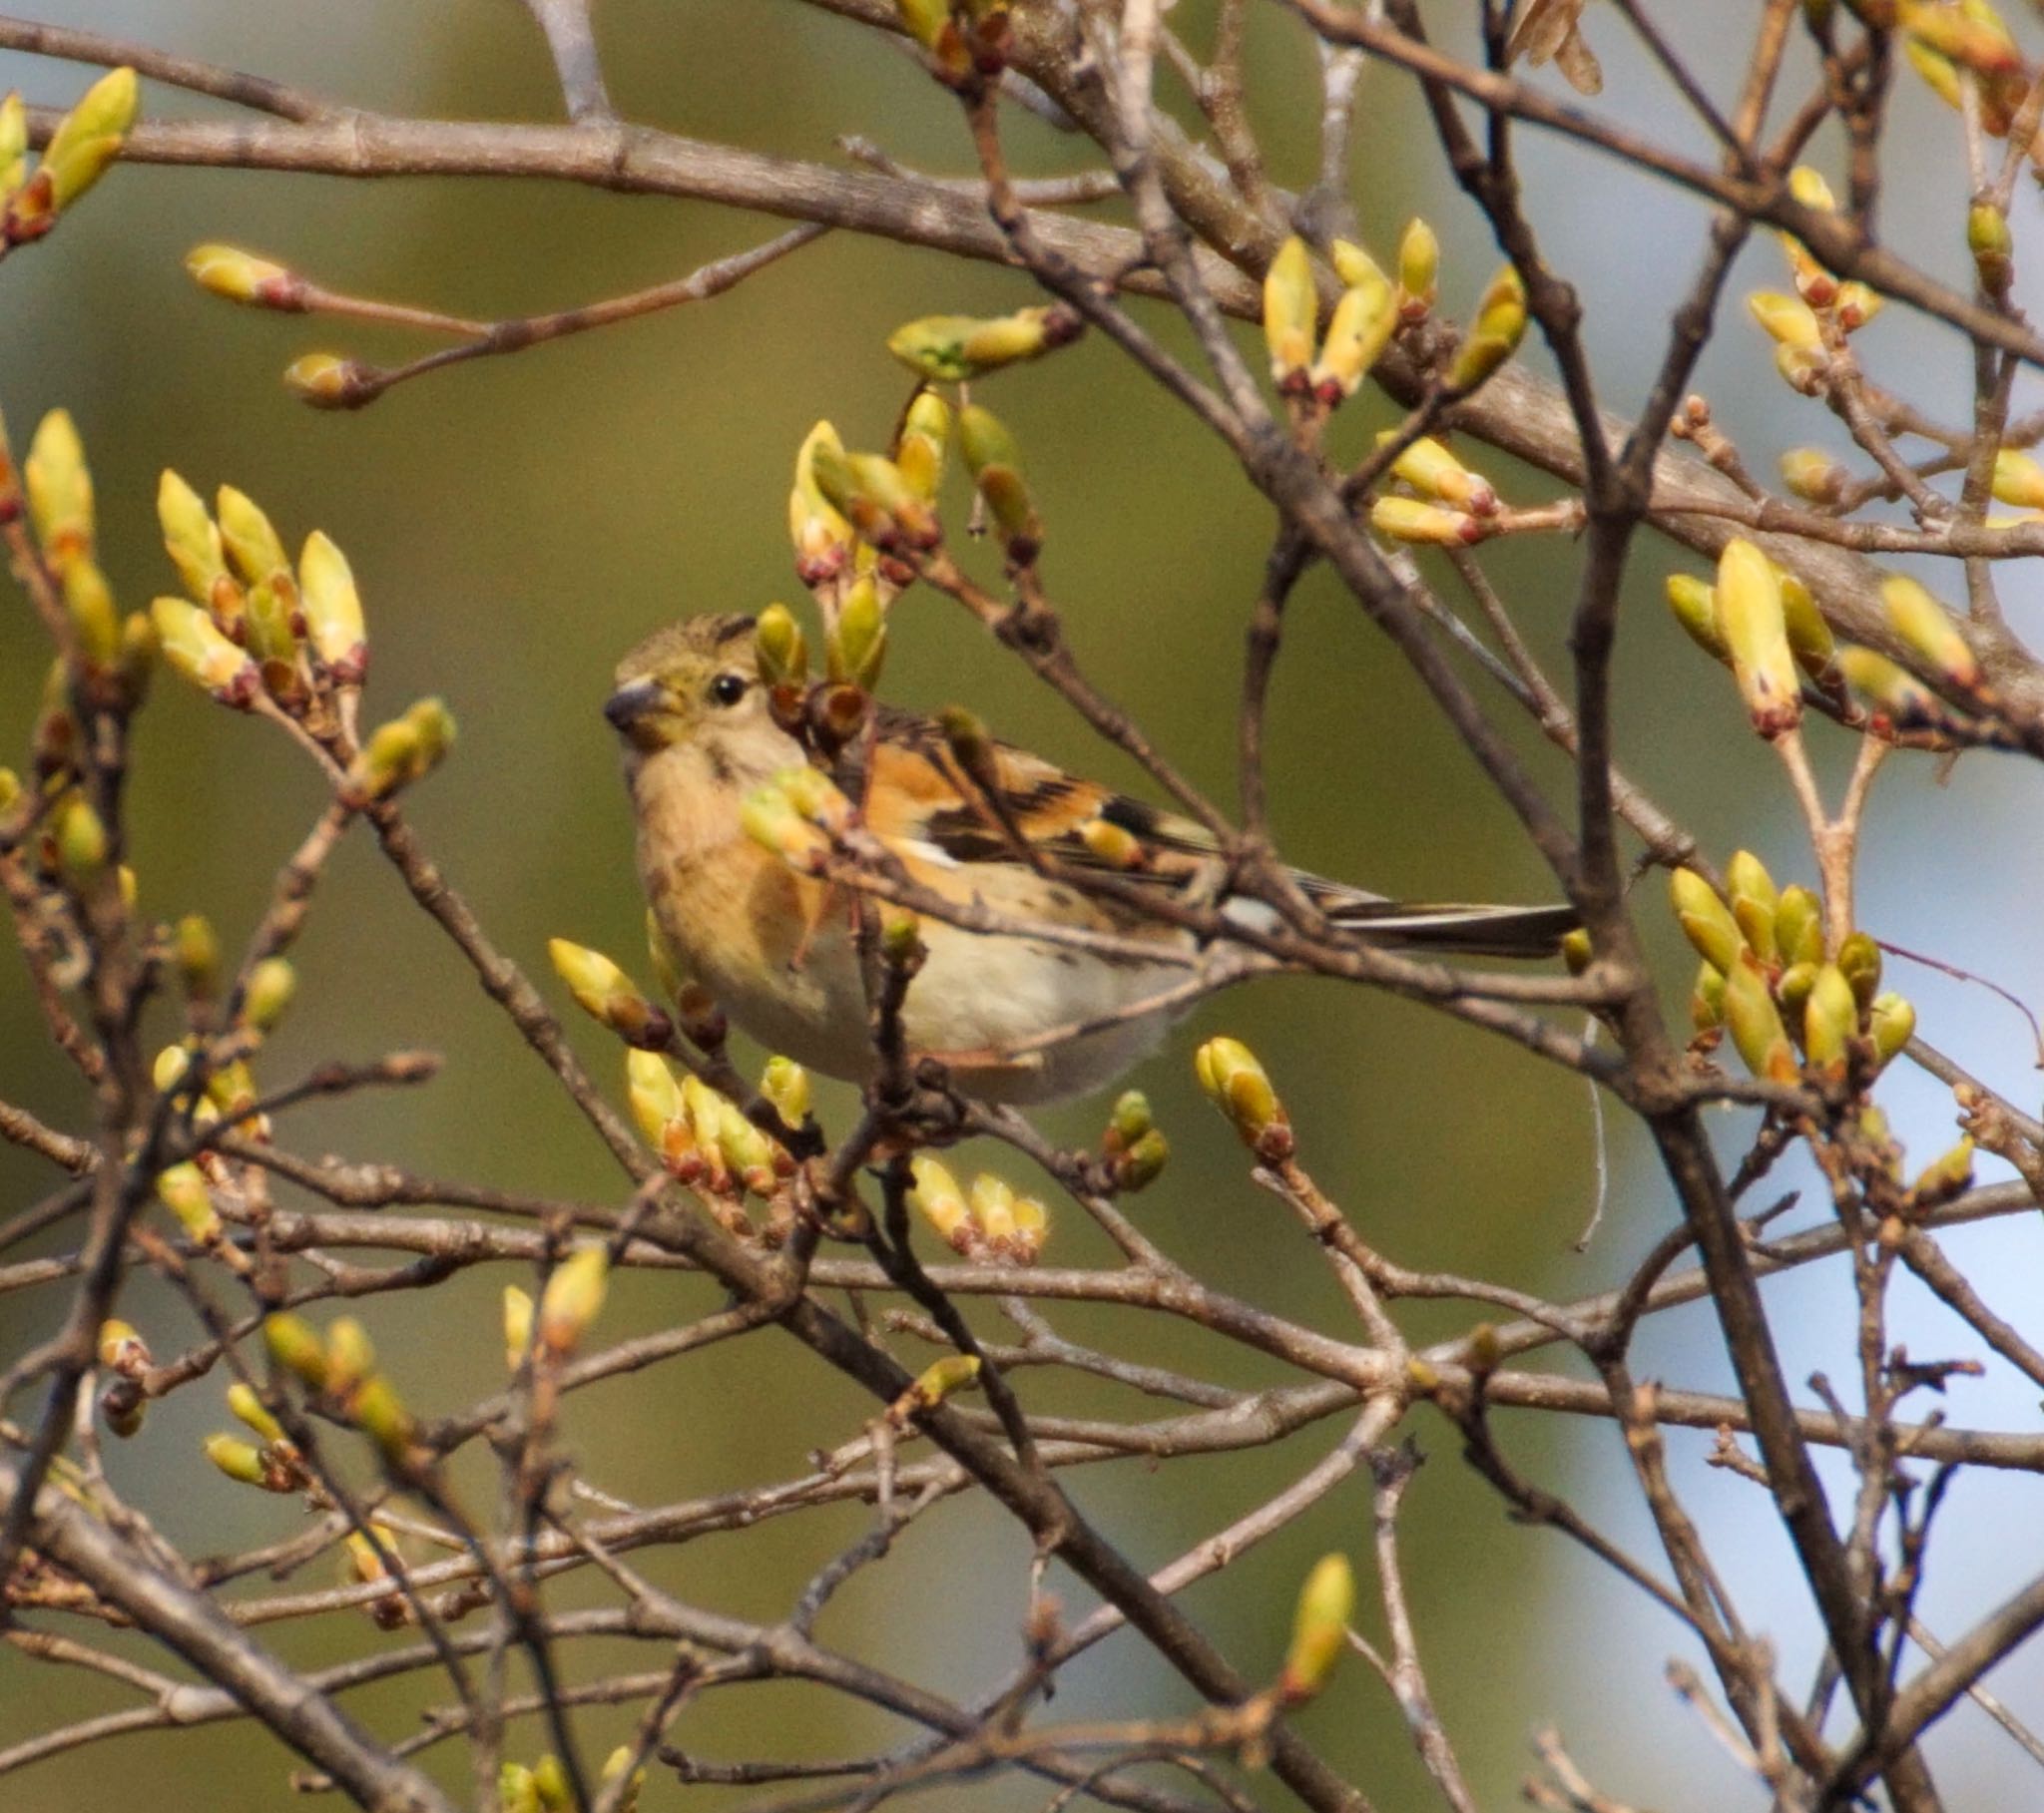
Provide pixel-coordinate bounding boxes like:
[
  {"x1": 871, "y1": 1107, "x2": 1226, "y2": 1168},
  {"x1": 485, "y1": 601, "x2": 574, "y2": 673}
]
[{"x1": 708, "y1": 673, "x2": 748, "y2": 708}]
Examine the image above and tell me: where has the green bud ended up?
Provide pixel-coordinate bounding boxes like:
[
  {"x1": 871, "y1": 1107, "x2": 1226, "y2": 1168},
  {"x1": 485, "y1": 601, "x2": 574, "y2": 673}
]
[
  {"x1": 1911, "y1": 1135, "x2": 1975, "y2": 1206},
  {"x1": 1868, "y1": 991, "x2": 1916, "y2": 1068},
  {"x1": 886, "y1": 306, "x2": 1080, "y2": 382},
  {"x1": 204, "y1": 1433, "x2": 273, "y2": 1489},
  {"x1": 25, "y1": 409, "x2": 92, "y2": 566},
  {"x1": 157, "y1": 1161, "x2": 221, "y2": 1244},
  {"x1": 1775, "y1": 885, "x2": 1824, "y2": 968},
  {"x1": 539, "y1": 1246, "x2": 610, "y2": 1356},
  {"x1": 761, "y1": 1055, "x2": 810, "y2": 1127},
  {"x1": 324, "y1": 1316, "x2": 375, "y2": 1397},
  {"x1": 909, "y1": 1153, "x2": 972, "y2": 1250},
  {"x1": 1380, "y1": 433, "x2": 1499, "y2": 515},
  {"x1": 532, "y1": 1755, "x2": 572, "y2": 1813},
  {"x1": 1117, "y1": 1128, "x2": 1169, "y2": 1190},
  {"x1": 0, "y1": 92, "x2": 25, "y2": 198},
  {"x1": 1395, "y1": 218, "x2": 1438, "y2": 319},
  {"x1": 1839, "y1": 645, "x2": 1941, "y2": 729},
  {"x1": 1195, "y1": 1036, "x2": 1292, "y2": 1158},
  {"x1": 903, "y1": 1353, "x2": 982, "y2": 1414},
  {"x1": 1446, "y1": 264, "x2": 1527, "y2": 389},
  {"x1": 1670, "y1": 868, "x2": 1744, "y2": 973},
  {"x1": 39, "y1": 68, "x2": 136, "y2": 212},
  {"x1": 1723, "y1": 953, "x2": 1796, "y2": 1082},
  {"x1": 789, "y1": 420, "x2": 855, "y2": 587},
  {"x1": 1666, "y1": 573, "x2": 1728, "y2": 661},
  {"x1": 1691, "y1": 961, "x2": 1727, "y2": 1035},
  {"x1": 809, "y1": 444, "x2": 939, "y2": 553},
  {"x1": 1778, "y1": 572, "x2": 1839, "y2": 684},
  {"x1": 1836, "y1": 931, "x2": 1882, "y2": 1009},
  {"x1": 244, "y1": 957, "x2": 297, "y2": 1034},
  {"x1": 957, "y1": 404, "x2": 1039, "y2": 554},
  {"x1": 171, "y1": 914, "x2": 219, "y2": 999},
  {"x1": 153, "y1": 596, "x2": 258, "y2": 706},
  {"x1": 351, "y1": 1373, "x2": 414, "y2": 1463},
  {"x1": 499, "y1": 1764, "x2": 542, "y2": 1813},
  {"x1": 549, "y1": 938, "x2": 673, "y2": 1049},
  {"x1": 1263, "y1": 235, "x2": 1318, "y2": 389},
  {"x1": 1970, "y1": 201, "x2": 2014, "y2": 287},
  {"x1": 1280, "y1": 1554, "x2": 1355, "y2": 1701},
  {"x1": 601, "y1": 1745, "x2": 647, "y2": 1813},
  {"x1": 227, "y1": 1382, "x2": 287, "y2": 1445},
  {"x1": 62, "y1": 559, "x2": 118, "y2": 668},
  {"x1": 263, "y1": 1308, "x2": 326, "y2": 1398},
  {"x1": 1725, "y1": 851, "x2": 1780, "y2": 963},
  {"x1": 1330, "y1": 237, "x2": 1388, "y2": 292},
  {"x1": 1880, "y1": 573, "x2": 1981, "y2": 691},
  {"x1": 827, "y1": 575, "x2": 886, "y2": 690},
  {"x1": 1776, "y1": 961, "x2": 1819, "y2": 1015},
  {"x1": 1310, "y1": 274, "x2": 1395, "y2": 404},
  {"x1": 52, "y1": 794, "x2": 108, "y2": 885},
  {"x1": 215, "y1": 485, "x2": 288, "y2": 587},
  {"x1": 298, "y1": 531, "x2": 367, "y2": 684},
  {"x1": 503, "y1": 1285, "x2": 534, "y2": 1372},
  {"x1": 1802, "y1": 963, "x2": 1858, "y2": 1075},
  {"x1": 755, "y1": 602, "x2": 807, "y2": 687},
  {"x1": 1718, "y1": 538, "x2": 1801, "y2": 735},
  {"x1": 184, "y1": 241, "x2": 306, "y2": 309},
  {"x1": 1108, "y1": 1090, "x2": 1153, "y2": 1149}
]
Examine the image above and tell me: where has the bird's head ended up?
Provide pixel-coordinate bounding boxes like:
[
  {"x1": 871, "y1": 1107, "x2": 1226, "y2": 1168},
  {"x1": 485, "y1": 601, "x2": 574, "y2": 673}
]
[{"x1": 604, "y1": 613, "x2": 774, "y2": 759}]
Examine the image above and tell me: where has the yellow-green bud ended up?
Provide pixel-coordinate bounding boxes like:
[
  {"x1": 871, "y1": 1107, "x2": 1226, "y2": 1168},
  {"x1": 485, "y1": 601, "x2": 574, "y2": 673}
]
[
  {"x1": 549, "y1": 938, "x2": 672, "y2": 1050},
  {"x1": 297, "y1": 531, "x2": 367, "y2": 683},
  {"x1": 1991, "y1": 447, "x2": 2044, "y2": 509},
  {"x1": 828, "y1": 575, "x2": 886, "y2": 690},
  {"x1": 158, "y1": 1161, "x2": 221, "y2": 1244},
  {"x1": 1725, "y1": 850, "x2": 1780, "y2": 963},
  {"x1": 539, "y1": 1246, "x2": 610, "y2": 1356},
  {"x1": 1666, "y1": 573, "x2": 1728, "y2": 661},
  {"x1": 1749, "y1": 289, "x2": 1822, "y2": 348},
  {"x1": 172, "y1": 914, "x2": 220, "y2": 998},
  {"x1": 1370, "y1": 495, "x2": 1483, "y2": 547},
  {"x1": 204, "y1": 1433, "x2": 273, "y2": 1489},
  {"x1": 1560, "y1": 927, "x2": 1593, "y2": 975},
  {"x1": 1330, "y1": 237, "x2": 1388, "y2": 292},
  {"x1": 215, "y1": 485, "x2": 288, "y2": 586},
  {"x1": 1911, "y1": 1135, "x2": 1975, "y2": 1206},
  {"x1": 1839, "y1": 646, "x2": 1941, "y2": 729},
  {"x1": 503, "y1": 1285, "x2": 534, "y2": 1371},
  {"x1": 902, "y1": 1353, "x2": 982, "y2": 1415},
  {"x1": 1108, "y1": 1090, "x2": 1153, "y2": 1148},
  {"x1": 1776, "y1": 961, "x2": 1818, "y2": 1016},
  {"x1": 282, "y1": 353, "x2": 370, "y2": 409},
  {"x1": 909, "y1": 1153, "x2": 972, "y2": 1251},
  {"x1": 1117, "y1": 1128, "x2": 1170, "y2": 1190},
  {"x1": 776, "y1": 764, "x2": 855, "y2": 833},
  {"x1": 1310, "y1": 274, "x2": 1395, "y2": 404},
  {"x1": 0, "y1": 92, "x2": 24, "y2": 198},
  {"x1": 1670, "y1": 868, "x2": 1744, "y2": 973},
  {"x1": 886, "y1": 306, "x2": 1080, "y2": 382},
  {"x1": 1280, "y1": 1554, "x2": 1355, "y2": 1701},
  {"x1": 25, "y1": 408, "x2": 92, "y2": 566},
  {"x1": 968, "y1": 1172, "x2": 1017, "y2": 1249},
  {"x1": 1446, "y1": 264, "x2": 1527, "y2": 389},
  {"x1": 244, "y1": 958, "x2": 297, "y2": 1034},
  {"x1": 98, "y1": 1319, "x2": 149, "y2": 1374},
  {"x1": 264, "y1": 1314, "x2": 328, "y2": 1390},
  {"x1": 1778, "y1": 572, "x2": 1838, "y2": 684},
  {"x1": 1970, "y1": 201, "x2": 2014, "y2": 286},
  {"x1": 1868, "y1": 991, "x2": 1916, "y2": 1068},
  {"x1": 1691, "y1": 961, "x2": 1727, "y2": 1036},
  {"x1": 152, "y1": 596, "x2": 258, "y2": 705},
  {"x1": 761, "y1": 1055, "x2": 810, "y2": 1128},
  {"x1": 62, "y1": 559, "x2": 118, "y2": 667},
  {"x1": 1723, "y1": 953, "x2": 1796, "y2": 1082},
  {"x1": 1395, "y1": 218, "x2": 1438, "y2": 320},
  {"x1": 1802, "y1": 963, "x2": 1858, "y2": 1075},
  {"x1": 1775, "y1": 885, "x2": 1824, "y2": 968},
  {"x1": 1195, "y1": 1036, "x2": 1291, "y2": 1158},
  {"x1": 755, "y1": 602, "x2": 807, "y2": 687},
  {"x1": 1262, "y1": 235, "x2": 1317, "y2": 390},
  {"x1": 809, "y1": 444, "x2": 939, "y2": 554},
  {"x1": 626, "y1": 1048, "x2": 686, "y2": 1151},
  {"x1": 957, "y1": 404, "x2": 1039, "y2": 554},
  {"x1": 1780, "y1": 449, "x2": 1847, "y2": 505},
  {"x1": 52, "y1": 795, "x2": 108, "y2": 885},
  {"x1": 351, "y1": 1374, "x2": 414, "y2": 1463},
  {"x1": 227, "y1": 1381, "x2": 287, "y2": 1445},
  {"x1": 1010, "y1": 1191, "x2": 1048, "y2": 1261},
  {"x1": 716, "y1": 1098, "x2": 780, "y2": 1195},
  {"x1": 184, "y1": 241, "x2": 306, "y2": 309},
  {"x1": 1718, "y1": 538, "x2": 1801, "y2": 735},
  {"x1": 789, "y1": 420, "x2": 856, "y2": 587},
  {"x1": 895, "y1": 388, "x2": 952, "y2": 503},
  {"x1": 601, "y1": 1745, "x2": 647, "y2": 1813},
  {"x1": 499, "y1": 1764, "x2": 542, "y2": 1813},
  {"x1": 1880, "y1": 573, "x2": 1981, "y2": 690},
  {"x1": 1380, "y1": 433, "x2": 1499, "y2": 515},
  {"x1": 324, "y1": 1316, "x2": 376, "y2": 1397},
  {"x1": 1836, "y1": 930, "x2": 1882, "y2": 1008},
  {"x1": 741, "y1": 781, "x2": 831, "y2": 871}
]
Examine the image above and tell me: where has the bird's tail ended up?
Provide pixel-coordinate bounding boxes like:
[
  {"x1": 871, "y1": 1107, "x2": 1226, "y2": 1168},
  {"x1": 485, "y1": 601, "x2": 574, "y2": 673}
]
[{"x1": 1320, "y1": 897, "x2": 1580, "y2": 960}]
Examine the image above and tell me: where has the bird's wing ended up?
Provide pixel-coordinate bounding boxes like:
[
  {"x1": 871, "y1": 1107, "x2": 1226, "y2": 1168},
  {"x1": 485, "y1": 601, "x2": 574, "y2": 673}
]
[{"x1": 862, "y1": 706, "x2": 1576, "y2": 958}]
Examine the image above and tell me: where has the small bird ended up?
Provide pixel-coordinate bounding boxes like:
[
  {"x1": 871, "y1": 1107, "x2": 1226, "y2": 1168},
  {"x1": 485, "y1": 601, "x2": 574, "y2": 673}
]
[{"x1": 607, "y1": 614, "x2": 1576, "y2": 1104}]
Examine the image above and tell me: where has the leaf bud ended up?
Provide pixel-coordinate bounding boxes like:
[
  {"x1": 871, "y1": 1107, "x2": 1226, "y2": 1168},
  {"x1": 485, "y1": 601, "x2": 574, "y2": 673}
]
[
  {"x1": 809, "y1": 444, "x2": 939, "y2": 554},
  {"x1": 1780, "y1": 448, "x2": 1847, "y2": 505},
  {"x1": 1195, "y1": 1036, "x2": 1292, "y2": 1159},
  {"x1": 1369, "y1": 495, "x2": 1483, "y2": 546},
  {"x1": 755, "y1": 602, "x2": 807, "y2": 687},
  {"x1": 789, "y1": 420, "x2": 856, "y2": 587},
  {"x1": 25, "y1": 408, "x2": 92, "y2": 566},
  {"x1": 152, "y1": 596, "x2": 259, "y2": 705},
  {"x1": 1446, "y1": 264, "x2": 1527, "y2": 389},
  {"x1": 244, "y1": 957, "x2": 297, "y2": 1034},
  {"x1": 761, "y1": 1055, "x2": 810, "y2": 1128},
  {"x1": 1970, "y1": 201, "x2": 2014, "y2": 287},
  {"x1": 298, "y1": 531, "x2": 367, "y2": 683},
  {"x1": 1836, "y1": 930, "x2": 1882, "y2": 1008},
  {"x1": 549, "y1": 938, "x2": 673, "y2": 1050},
  {"x1": 499, "y1": 1764, "x2": 542, "y2": 1813},
  {"x1": 1749, "y1": 289, "x2": 1822, "y2": 348},
  {"x1": 539, "y1": 1246, "x2": 610, "y2": 1356},
  {"x1": 98, "y1": 1319, "x2": 150, "y2": 1375},
  {"x1": 601, "y1": 1746, "x2": 647, "y2": 1813},
  {"x1": 1801, "y1": 963, "x2": 1858, "y2": 1076},
  {"x1": 1775, "y1": 885, "x2": 1824, "y2": 968},
  {"x1": 1279, "y1": 1554, "x2": 1355, "y2": 1702},
  {"x1": 1665, "y1": 573, "x2": 1728, "y2": 661},
  {"x1": 1395, "y1": 218, "x2": 1438, "y2": 320},
  {"x1": 741, "y1": 780, "x2": 831, "y2": 871},
  {"x1": 0, "y1": 92, "x2": 24, "y2": 198},
  {"x1": 158, "y1": 1161, "x2": 222, "y2": 1244},
  {"x1": 1310, "y1": 273, "x2": 1395, "y2": 404},
  {"x1": 503, "y1": 1285, "x2": 534, "y2": 1371},
  {"x1": 909, "y1": 1153, "x2": 973, "y2": 1251},
  {"x1": 324, "y1": 1316, "x2": 376, "y2": 1397},
  {"x1": 1880, "y1": 573, "x2": 1981, "y2": 691},
  {"x1": 1379, "y1": 433, "x2": 1499, "y2": 515},
  {"x1": 1330, "y1": 237, "x2": 1388, "y2": 291},
  {"x1": 1868, "y1": 991, "x2": 1916, "y2": 1068},
  {"x1": 886, "y1": 307, "x2": 1079, "y2": 382},
  {"x1": 1669, "y1": 868, "x2": 1744, "y2": 973},
  {"x1": 350, "y1": 1373, "x2": 414, "y2": 1463},
  {"x1": 1262, "y1": 234, "x2": 1317, "y2": 390},
  {"x1": 215, "y1": 485, "x2": 288, "y2": 587},
  {"x1": 1911, "y1": 1135, "x2": 1975, "y2": 1207},
  {"x1": 226, "y1": 1381, "x2": 287, "y2": 1446},
  {"x1": 204, "y1": 1433, "x2": 274, "y2": 1490},
  {"x1": 968, "y1": 1172, "x2": 1018, "y2": 1250},
  {"x1": 1717, "y1": 538, "x2": 1800, "y2": 734},
  {"x1": 899, "y1": 1353, "x2": 982, "y2": 1420},
  {"x1": 1725, "y1": 850, "x2": 1780, "y2": 962},
  {"x1": 283, "y1": 353, "x2": 374, "y2": 409},
  {"x1": 62, "y1": 559, "x2": 119, "y2": 668},
  {"x1": 827, "y1": 574, "x2": 886, "y2": 690},
  {"x1": 1691, "y1": 961, "x2": 1727, "y2": 1036},
  {"x1": 1838, "y1": 646, "x2": 1941, "y2": 729},
  {"x1": 1723, "y1": 953, "x2": 1797, "y2": 1082},
  {"x1": 52, "y1": 794, "x2": 108, "y2": 885},
  {"x1": 1009, "y1": 1191, "x2": 1048, "y2": 1261},
  {"x1": 185, "y1": 240, "x2": 308, "y2": 309},
  {"x1": 1117, "y1": 1128, "x2": 1170, "y2": 1190},
  {"x1": 957, "y1": 404, "x2": 1039, "y2": 555},
  {"x1": 263, "y1": 1313, "x2": 329, "y2": 1390},
  {"x1": 1778, "y1": 571, "x2": 1838, "y2": 684}
]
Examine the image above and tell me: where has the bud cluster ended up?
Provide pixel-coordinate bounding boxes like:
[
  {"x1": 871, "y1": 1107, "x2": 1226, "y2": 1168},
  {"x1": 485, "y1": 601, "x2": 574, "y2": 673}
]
[
  {"x1": 262, "y1": 1312, "x2": 418, "y2": 1466},
  {"x1": 202, "y1": 1376, "x2": 310, "y2": 1495},
  {"x1": 908, "y1": 1153, "x2": 1050, "y2": 1262},
  {"x1": 1100, "y1": 1090, "x2": 1170, "y2": 1191},
  {"x1": 625, "y1": 1050, "x2": 796, "y2": 1213}
]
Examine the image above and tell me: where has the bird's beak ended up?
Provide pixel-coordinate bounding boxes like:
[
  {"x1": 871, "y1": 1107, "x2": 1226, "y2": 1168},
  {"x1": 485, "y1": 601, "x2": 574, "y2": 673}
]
[{"x1": 604, "y1": 677, "x2": 666, "y2": 737}]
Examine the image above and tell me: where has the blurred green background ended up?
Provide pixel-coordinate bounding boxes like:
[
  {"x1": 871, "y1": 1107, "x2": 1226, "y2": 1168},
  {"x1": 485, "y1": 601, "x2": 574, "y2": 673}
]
[{"x1": 6, "y1": 4, "x2": 2044, "y2": 1808}]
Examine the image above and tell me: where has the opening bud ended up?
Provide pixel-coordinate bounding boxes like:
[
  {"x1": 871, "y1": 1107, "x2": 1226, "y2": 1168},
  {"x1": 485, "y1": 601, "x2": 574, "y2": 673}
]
[
  {"x1": 1836, "y1": 930, "x2": 1882, "y2": 1008},
  {"x1": 968, "y1": 1172, "x2": 1018, "y2": 1249},
  {"x1": 957, "y1": 404, "x2": 1040, "y2": 556},
  {"x1": 38, "y1": 67, "x2": 136, "y2": 212},
  {"x1": 1195, "y1": 1036, "x2": 1292, "y2": 1158},
  {"x1": 215, "y1": 485, "x2": 289, "y2": 587},
  {"x1": 789, "y1": 421, "x2": 856, "y2": 587},
  {"x1": 827, "y1": 575, "x2": 886, "y2": 691},
  {"x1": 1748, "y1": 289, "x2": 1822, "y2": 349},
  {"x1": 626, "y1": 1048, "x2": 687, "y2": 1151},
  {"x1": 204, "y1": 1433, "x2": 276, "y2": 1490},
  {"x1": 886, "y1": 305, "x2": 1081, "y2": 382},
  {"x1": 98, "y1": 1320, "x2": 150, "y2": 1374},
  {"x1": 1723, "y1": 952, "x2": 1797, "y2": 1082},
  {"x1": 1691, "y1": 961, "x2": 1727, "y2": 1037},
  {"x1": 227, "y1": 1382, "x2": 287, "y2": 1446}
]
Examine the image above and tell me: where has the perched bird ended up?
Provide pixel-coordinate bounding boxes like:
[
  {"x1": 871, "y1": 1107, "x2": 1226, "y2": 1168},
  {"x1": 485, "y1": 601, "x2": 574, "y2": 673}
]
[{"x1": 607, "y1": 614, "x2": 1576, "y2": 1103}]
